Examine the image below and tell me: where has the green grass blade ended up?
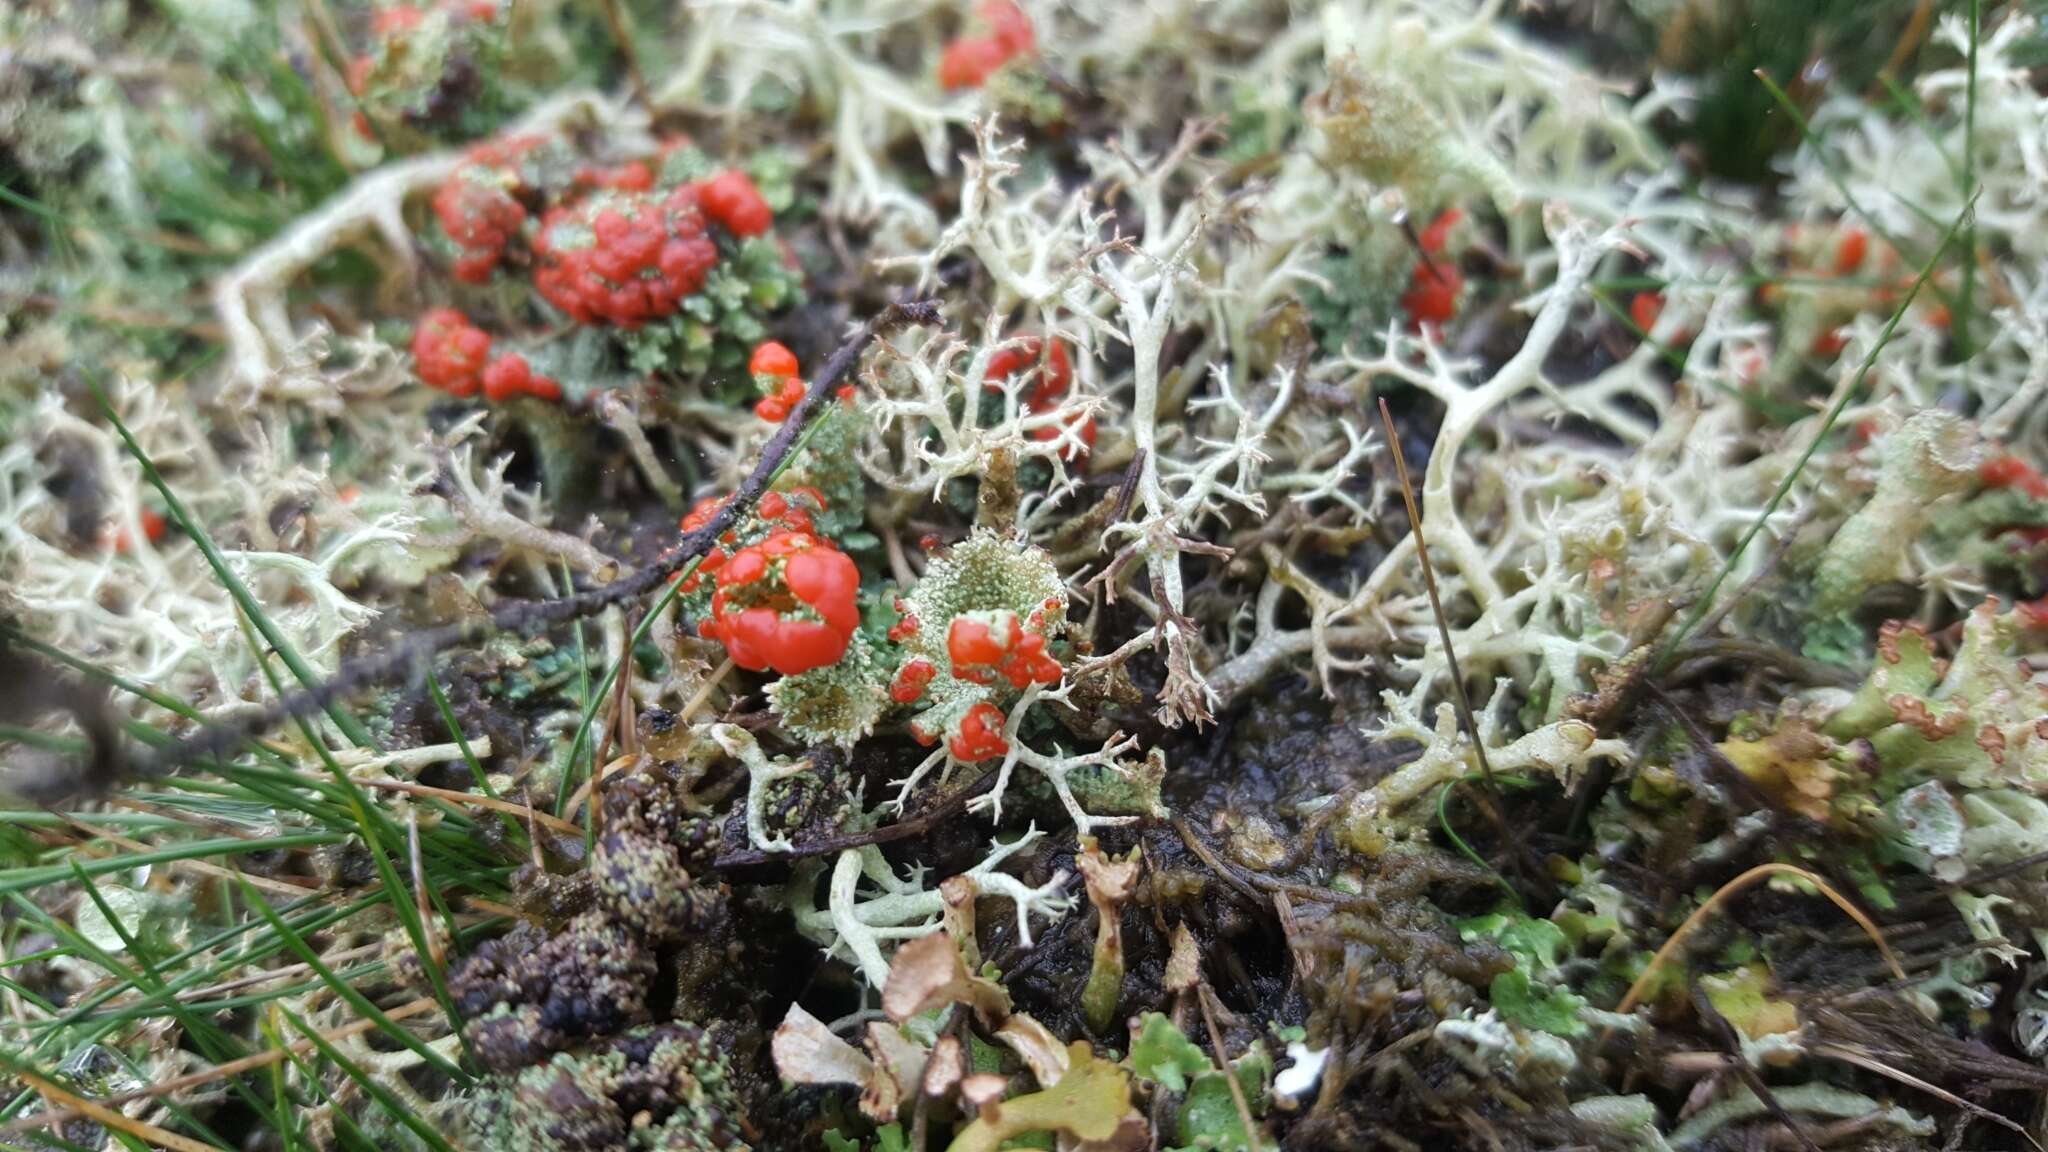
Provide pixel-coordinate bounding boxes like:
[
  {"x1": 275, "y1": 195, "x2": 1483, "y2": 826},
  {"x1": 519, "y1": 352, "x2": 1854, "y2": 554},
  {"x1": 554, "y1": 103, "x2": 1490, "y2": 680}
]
[
  {"x1": 279, "y1": 1006, "x2": 461, "y2": 1152},
  {"x1": 237, "y1": 876, "x2": 470, "y2": 1087},
  {"x1": 1957, "y1": 0, "x2": 1980, "y2": 358},
  {"x1": 94, "y1": 394, "x2": 377, "y2": 750},
  {"x1": 0, "y1": 832, "x2": 344, "y2": 899},
  {"x1": 1755, "y1": 69, "x2": 1959, "y2": 311},
  {"x1": 232, "y1": 619, "x2": 473, "y2": 1057},
  {"x1": 1653, "y1": 196, "x2": 1976, "y2": 672}
]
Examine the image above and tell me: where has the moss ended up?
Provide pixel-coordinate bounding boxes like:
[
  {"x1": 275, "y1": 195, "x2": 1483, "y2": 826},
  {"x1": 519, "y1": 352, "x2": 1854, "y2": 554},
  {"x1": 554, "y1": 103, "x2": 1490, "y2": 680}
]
[
  {"x1": 452, "y1": 917, "x2": 658, "y2": 1071},
  {"x1": 463, "y1": 1023, "x2": 752, "y2": 1151}
]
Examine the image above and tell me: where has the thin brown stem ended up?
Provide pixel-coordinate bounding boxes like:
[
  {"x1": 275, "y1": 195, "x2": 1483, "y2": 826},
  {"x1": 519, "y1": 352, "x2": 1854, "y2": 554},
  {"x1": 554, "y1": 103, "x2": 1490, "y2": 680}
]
[{"x1": 1375, "y1": 398, "x2": 1531, "y2": 888}]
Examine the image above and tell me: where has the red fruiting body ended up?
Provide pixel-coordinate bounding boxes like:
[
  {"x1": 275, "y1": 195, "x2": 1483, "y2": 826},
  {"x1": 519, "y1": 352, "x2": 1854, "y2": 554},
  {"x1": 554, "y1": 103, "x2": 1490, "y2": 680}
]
[
  {"x1": 946, "y1": 612, "x2": 1061, "y2": 689},
  {"x1": 112, "y1": 508, "x2": 170, "y2": 553},
  {"x1": 575, "y1": 161, "x2": 655, "y2": 192},
  {"x1": 939, "y1": 0, "x2": 1036, "y2": 90},
  {"x1": 980, "y1": 0, "x2": 1035, "y2": 54},
  {"x1": 950, "y1": 702, "x2": 1010, "y2": 762},
  {"x1": 986, "y1": 335, "x2": 1092, "y2": 458},
  {"x1": 1401, "y1": 260, "x2": 1464, "y2": 327},
  {"x1": 412, "y1": 308, "x2": 492, "y2": 396},
  {"x1": 750, "y1": 341, "x2": 800, "y2": 379},
  {"x1": 1417, "y1": 208, "x2": 1462, "y2": 255},
  {"x1": 1629, "y1": 289, "x2": 1695, "y2": 346},
  {"x1": 754, "y1": 377, "x2": 806, "y2": 423},
  {"x1": 1983, "y1": 455, "x2": 2048, "y2": 500},
  {"x1": 702, "y1": 529, "x2": 860, "y2": 675},
  {"x1": 1834, "y1": 228, "x2": 1869, "y2": 275},
  {"x1": 481, "y1": 353, "x2": 562, "y2": 403},
  {"x1": 888, "y1": 611, "x2": 920, "y2": 643},
  {"x1": 682, "y1": 494, "x2": 728, "y2": 533},
  {"x1": 433, "y1": 169, "x2": 527, "y2": 283},
  {"x1": 939, "y1": 37, "x2": 1009, "y2": 90},
  {"x1": 1403, "y1": 209, "x2": 1466, "y2": 327},
  {"x1": 533, "y1": 186, "x2": 720, "y2": 327},
  {"x1": 679, "y1": 489, "x2": 831, "y2": 604},
  {"x1": 890, "y1": 658, "x2": 937, "y2": 704},
  {"x1": 699, "y1": 170, "x2": 774, "y2": 238},
  {"x1": 985, "y1": 337, "x2": 1071, "y2": 408},
  {"x1": 1630, "y1": 291, "x2": 1664, "y2": 334},
  {"x1": 1810, "y1": 327, "x2": 1849, "y2": 358},
  {"x1": 371, "y1": 6, "x2": 425, "y2": 35},
  {"x1": 465, "y1": 133, "x2": 545, "y2": 169}
]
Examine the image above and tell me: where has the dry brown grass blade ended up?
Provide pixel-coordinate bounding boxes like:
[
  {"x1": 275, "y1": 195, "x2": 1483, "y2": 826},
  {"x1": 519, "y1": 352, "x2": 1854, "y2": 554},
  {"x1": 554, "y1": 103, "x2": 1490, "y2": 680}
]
[
  {"x1": 9, "y1": 1065, "x2": 234, "y2": 1152},
  {"x1": 354, "y1": 775, "x2": 583, "y2": 836},
  {"x1": 1615, "y1": 863, "x2": 1904, "y2": 1017},
  {"x1": 564, "y1": 754, "x2": 639, "y2": 826},
  {"x1": 1813, "y1": 1042, "x2": 2043, "y2": 1150}
]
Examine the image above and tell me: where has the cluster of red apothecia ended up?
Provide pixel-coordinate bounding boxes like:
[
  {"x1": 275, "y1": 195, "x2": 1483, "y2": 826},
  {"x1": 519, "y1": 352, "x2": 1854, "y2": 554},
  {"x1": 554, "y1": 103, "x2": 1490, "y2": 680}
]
[
  {"x1": 531, "y1": 169, "x2": 771, "y2": 327},
  {"x1": 431, "y1": 135, "x2": 546, "y2": 284},
  {"x1": 411, "y1": 308, "x2": 562, "y2": 402},
  {"x1": 677, "y1": 489, "x2": 859, "y2": 677},
  {"x1": 748, "y1": 341, "x2": 805, "y2": 422},
  {"x1": 944, "y1": 610, "x2": 1064, "y2": 689},
  {"x1": 1982, "y1": 453, "x2": 2048, "y2": 553},
  {"x1": 430, "y1": 135, "x2": 773, "y2": 312},
  {"x1": 412, "y1": 134, "x2": 778, "y2": 400},
  {"x1": 984, "y1": 335, "x2": 1094, "y2": 458},
  {"x1": 746, "y1": 340, "x2": 860, "y2": 423},
  {"x1": 937, "y1": 0, "x2": 1036, "y2": 91},
  {"x1": 884, "y1": 597, "x2": 1064, "y2": 763},
  {"x1": 1399, "y1": 208, "x2": 1465, "y2": 329},
  {"x1": 941, "y1": 701, "x2": 1012, "y2": 762}
]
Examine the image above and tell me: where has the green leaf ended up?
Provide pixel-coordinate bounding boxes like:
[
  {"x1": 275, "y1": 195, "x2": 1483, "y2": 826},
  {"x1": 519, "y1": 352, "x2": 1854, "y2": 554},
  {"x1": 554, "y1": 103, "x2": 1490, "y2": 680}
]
[
  {"x1": 1172, "y1": 1037, "x2": 1275, "y2": 1151},
  {"x1": 1488, "y1": 969, "x2": 1588, "y2": 1037},
  {"x1": 944, "y1": 1042, "x2": 1132, "y2": 1152},
  {"x1": 1128, "y1": 1012, "x2": 1213, "y2": 1092},
  {"x1": 1458, "y1": 909, "x2": 1569, "y2": 974},
  {"x1": 1177, "y1": 1072, "x2": 1249, "y2": 1151}
]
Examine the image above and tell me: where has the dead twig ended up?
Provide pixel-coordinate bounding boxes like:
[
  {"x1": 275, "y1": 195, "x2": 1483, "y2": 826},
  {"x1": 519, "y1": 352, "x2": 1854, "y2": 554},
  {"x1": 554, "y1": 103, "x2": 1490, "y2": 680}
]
[
  {"x1": 711, "y1": 766, "x2": 998, "y2": 869},
  {"x1": 131, "y1": 298, "x2": 940, "y2": 781}
]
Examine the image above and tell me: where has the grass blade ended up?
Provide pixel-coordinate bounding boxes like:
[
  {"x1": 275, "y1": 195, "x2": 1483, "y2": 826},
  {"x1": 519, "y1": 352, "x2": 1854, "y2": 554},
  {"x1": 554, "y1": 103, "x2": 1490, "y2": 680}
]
[
  {"x1": 278, "y1": 1006, "x2": 460, "y2": 1152},
  {"x1": 1654, "y1": 196, "x2": 1976, "y2": 671},
  {"x1": 95, "y1": 393, "x2": 377, "y2": 749},
  {"x1": 236, "y1": 875, "x2": 470, "y2": 1086}
]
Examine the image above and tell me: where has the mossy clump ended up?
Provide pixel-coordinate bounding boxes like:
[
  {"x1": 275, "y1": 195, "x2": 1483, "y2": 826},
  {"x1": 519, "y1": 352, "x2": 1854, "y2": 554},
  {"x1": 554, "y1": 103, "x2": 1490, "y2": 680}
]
[{"x1": 463, "y1": 1022, "x2": 752, "y2": 1151}]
